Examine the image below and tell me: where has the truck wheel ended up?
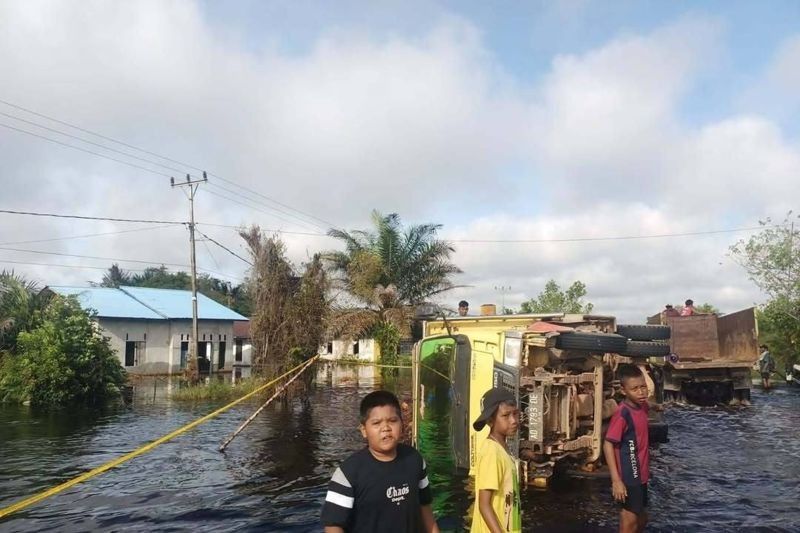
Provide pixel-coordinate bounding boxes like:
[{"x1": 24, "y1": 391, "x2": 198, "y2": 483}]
[
  {"x1": 622, "y1": 340, "x2": 671, "y2": 357},
  {"x1": 555, "y1": 331, "x2": 628, "y2": 353},
  {"x1": 616, "y1": 324, "x2": 671, "y2": 341}
]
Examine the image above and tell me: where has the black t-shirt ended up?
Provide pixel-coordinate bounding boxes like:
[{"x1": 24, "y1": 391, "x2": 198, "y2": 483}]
[{"x1": 321, "y1": 444, "x2": 433, "y2": 532}]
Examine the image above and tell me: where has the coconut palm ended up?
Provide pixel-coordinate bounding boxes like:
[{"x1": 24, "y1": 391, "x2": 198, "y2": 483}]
[
  {"x1": 326, "y1": 210, "x2": 461, "y2": 305},
  {"x1": 0, "y1": 271, "x2": 50, "y2": 354},
  {"x1": 325, "y1": 211, "x2": 461, "y2": 361}
]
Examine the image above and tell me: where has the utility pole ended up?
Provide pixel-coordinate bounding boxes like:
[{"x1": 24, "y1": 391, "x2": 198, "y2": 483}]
[
  {"x1": 171, "y1": 172, "x2": 208, "y2": 382},
  {"x1": 494, "y1": 285, "x2": 511, "y2": 314}
]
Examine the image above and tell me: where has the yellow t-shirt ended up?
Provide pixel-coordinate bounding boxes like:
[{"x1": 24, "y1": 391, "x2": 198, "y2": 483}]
[{"x1": 470, "y1": 438, "x2": 522, "y2": 533}]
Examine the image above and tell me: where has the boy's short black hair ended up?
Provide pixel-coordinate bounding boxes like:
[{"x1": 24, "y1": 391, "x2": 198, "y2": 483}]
[
  {"x1": 618, "y1": 364, "x2": 644, "y2": 386},
  {"x1": 359, "y1": 390, "x2": 402, "y2": 424},
  {"x1": 760, "y1": 344, "x2": 768, "y2": 350},
  {"x1": 685, "y1": 299, "x2": 694, "y2": 306},
  {"x1": 458, "y1": 300, "x2": 469, "y2": 307}
]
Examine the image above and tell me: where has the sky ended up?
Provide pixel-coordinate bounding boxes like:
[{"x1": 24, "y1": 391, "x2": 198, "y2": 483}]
[{"x1": 1, "y1": 0, "x2": 799, "y2": 322}]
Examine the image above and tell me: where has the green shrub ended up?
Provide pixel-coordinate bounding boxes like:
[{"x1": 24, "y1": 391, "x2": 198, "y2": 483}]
[{"x1": 0, "y1": 297, "x2": 126, "y2": 407}]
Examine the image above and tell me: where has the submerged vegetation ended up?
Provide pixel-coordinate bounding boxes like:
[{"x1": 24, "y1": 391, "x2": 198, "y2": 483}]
[{"x1": 171, "y1": 377, "x2": 266, "y2": 402}]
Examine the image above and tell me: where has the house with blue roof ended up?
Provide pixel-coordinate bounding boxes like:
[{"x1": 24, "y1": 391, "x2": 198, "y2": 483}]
[{"x1": 45, "y1": 286, "x2": 250, "y2": 375}]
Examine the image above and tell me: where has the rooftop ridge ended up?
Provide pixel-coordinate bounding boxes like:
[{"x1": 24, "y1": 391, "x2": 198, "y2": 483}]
[{"x1": 117, "y1": 287, "x2": 169, "y2": 319}]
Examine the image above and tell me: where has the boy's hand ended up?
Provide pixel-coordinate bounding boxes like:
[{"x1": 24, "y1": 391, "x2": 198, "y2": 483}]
[{"x1": 611, "y1": 479, "x2": 627, "y2": 502}]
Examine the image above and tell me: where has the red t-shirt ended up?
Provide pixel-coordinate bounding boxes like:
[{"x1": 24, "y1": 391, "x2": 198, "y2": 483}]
[{"x1": 605, "y1": 401, "x2": 650, "y2": 485}]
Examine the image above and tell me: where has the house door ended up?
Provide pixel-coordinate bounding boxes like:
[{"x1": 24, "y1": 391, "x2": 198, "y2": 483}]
[
  {"x1": 125, "y1": 341, "x2": 137, "y2": 367},
  {"x1": 218, "y1": 341, "x2": 226, "y2": 370}
]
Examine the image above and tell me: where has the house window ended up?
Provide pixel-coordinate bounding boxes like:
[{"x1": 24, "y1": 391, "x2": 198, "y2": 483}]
[
  {"x1": 234, "y1": 339, "x2": 243, "y2": 362},
  {"x1": 125, "y1": 341, "x2": 145, "y2": 367},
  {"x1": 180, "y1": 341, "x2": 189, "y2": 369},
  {"x1": 353, "y1": 340, "x2": 360, "y2": 355},
  {"x1": 327, "y1": 342, "x2": 333, "y2": 354},
  {"x1": 218, "y1": 341, "x2": 226, "y2": 370}
]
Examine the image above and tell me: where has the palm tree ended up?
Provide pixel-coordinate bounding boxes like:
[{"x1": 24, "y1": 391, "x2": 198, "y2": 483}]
[
  {"x1": 0, "y1": 271, "x2": 50, "y2": 355},
  {"x1": 325, "y1": 211, "x2": 461, "y2": 361}
]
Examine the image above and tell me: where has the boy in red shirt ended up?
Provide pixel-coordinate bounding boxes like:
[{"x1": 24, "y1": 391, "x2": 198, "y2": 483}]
[{"x1": 603, "y1": 365, "x2": 651, "y2": 533}]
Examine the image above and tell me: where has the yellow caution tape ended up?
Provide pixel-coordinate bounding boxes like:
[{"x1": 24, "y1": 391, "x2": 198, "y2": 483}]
[{"x1": 0, "y1": 355, "x2": 319, "y2": 520}]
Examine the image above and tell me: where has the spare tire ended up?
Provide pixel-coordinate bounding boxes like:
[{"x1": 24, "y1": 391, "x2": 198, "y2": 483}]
[
  {"x1": 555, "y1": 331, "x2": 628, "y2": 353},
  {"x1": 616, "y1": 324, "x2": 671, "y2": 341},
  {"x1": 622, "y1": 341, "x2": 671, "y2": 357}
]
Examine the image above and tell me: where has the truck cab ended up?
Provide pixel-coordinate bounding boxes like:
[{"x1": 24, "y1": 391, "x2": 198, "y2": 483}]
[{"x1": 412, "y1": 312, "x2": 662, "y2": 486}]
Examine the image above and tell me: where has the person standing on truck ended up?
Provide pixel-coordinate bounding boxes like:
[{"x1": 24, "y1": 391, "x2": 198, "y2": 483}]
[
  {"x1": 758, "y1": 344, "x2": 776, "y2": 390},
  {"x1": 680, "y1": 299, "x2": 697, "y2": 316},
  {"x1": 604, "y1": 365, "x2": 651, "y2": 533},
  {"x1": 470, "y1": 387, "x2": 522, "y2": 533},
  {"x1": 458, "y1": 300, "x2": 469, "y2": 317},
  {"x1": 664, "y1": 304, "x2": 680, "y2": 318}
]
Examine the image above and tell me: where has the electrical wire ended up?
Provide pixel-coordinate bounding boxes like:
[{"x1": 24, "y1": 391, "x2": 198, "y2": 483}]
[
  {"x1": 194, "y1": 228, "x2": 253, "y2": 266},
  {"x1": 447, "y1": 225, "x2": 773, "y2": 243},
  {"x1": 0, "y1": 246, "x2": 241, "y2": 281},
  {"x1": 0, "y1": 121, "x2": 173, "y2": 179},
  {"x1": 0, "y1": 225, "x2": 178, "y2": 246},
  {"x1": 0, "y1": 99, "x2": 337, "y2": 229},
  {"x1": 0, "y1": 209, "x2": 184, "y2": 225}
]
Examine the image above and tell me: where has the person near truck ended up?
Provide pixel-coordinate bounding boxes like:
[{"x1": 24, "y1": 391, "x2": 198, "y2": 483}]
[
  {"x1": 758, "y1": 344, "x2": 775, "y2": 390},
  {"x1": 663, "y1": 304, "x2": 680, "y2": 318},
  {"x1": 604, "y1": 365, "x2": 651, "y2": 533},
  {"x1": 458, "y1": 300, "x2": 469, "y2": 317},
  {"x1": 680, "y1": 299, "x2": 697, "y2": 316}
]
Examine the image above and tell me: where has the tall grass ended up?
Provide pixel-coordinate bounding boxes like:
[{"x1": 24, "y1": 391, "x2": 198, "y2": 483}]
[{"x1": 171, "y1": 377, "x2": 267, "y2": 402}]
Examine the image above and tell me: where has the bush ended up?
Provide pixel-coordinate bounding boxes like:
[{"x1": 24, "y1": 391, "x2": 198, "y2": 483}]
[{"x1": 0, "y1": 297, "x2": 126, "y2": 407}]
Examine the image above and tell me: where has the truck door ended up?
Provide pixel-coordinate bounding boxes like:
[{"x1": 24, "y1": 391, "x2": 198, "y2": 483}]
[{"x1": 416, "y1": 335, "x2": 471, "y2": 470}]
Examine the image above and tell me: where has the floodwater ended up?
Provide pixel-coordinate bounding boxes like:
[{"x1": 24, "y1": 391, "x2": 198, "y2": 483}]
[{"x1": 1, "y1": 364, "x2": 799, "y2": 532}]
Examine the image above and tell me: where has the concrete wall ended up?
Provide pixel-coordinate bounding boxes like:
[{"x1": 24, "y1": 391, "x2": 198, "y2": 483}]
[
  {"x1": 318, "y1": 338, "x2": 377, "y2": 362},
  {"x1": 96, "y1": 318, "x2": 244, "y2": 375}
]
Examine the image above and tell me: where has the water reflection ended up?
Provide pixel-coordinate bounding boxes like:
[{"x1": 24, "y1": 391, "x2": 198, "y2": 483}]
[{"x1": 0, "y1": 369, "x2": 799, "y2": 532}]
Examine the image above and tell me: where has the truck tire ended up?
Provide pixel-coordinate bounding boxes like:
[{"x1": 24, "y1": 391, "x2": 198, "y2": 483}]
[
  {"x1": 622, "y1": 340, "x2": 671, "y2": 357},
  {"x1": 616, "y1": 324, "x2": 671, "y2": 341},
  {"x1": 555, "y1": 331, "x2": 628, "y2": 353}
]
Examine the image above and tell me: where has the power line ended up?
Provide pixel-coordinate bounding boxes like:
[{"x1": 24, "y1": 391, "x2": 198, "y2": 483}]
[
  {"x1": 0, "y1": 259, "x2": 150, "y2": 272},
  {"x1": 0, "y1": 246, "x2": 241, "y2": 281},
  {"x1": 0, "y1": 110, "x2": 191, "y2": 177},
  {"x1": 199, "y1": 222, "x2": 332, "y2": 237},
  {"x1": 0, "y1": 225, "x2": 178, "y2": 246},
  {"x1": 206, "y1": 181, "x2": 325, "y2": 231},
  {"x1": 0, "y1": 121, "x2": 173, "y2": 179},
  {"x1": 446, "y1": 225, "x2": 772, "y2": 243},
  {"x1": 0, "y1": 209, "x2": 184, "y2": 225},
  {"x1": 0, "y1": 98, "x2": 338, "y2": 230},
  {"x1": 195, "y1": 228, "x2": 253, "y2": 266},
  {"x1": 203, "y1": 187, "x2": 321, "y2": 231}
]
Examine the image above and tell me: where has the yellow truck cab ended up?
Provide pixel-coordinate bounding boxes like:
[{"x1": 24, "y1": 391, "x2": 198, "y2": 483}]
[{"x1": 411, "y1": 311, "x2": 666, "y2": 486}]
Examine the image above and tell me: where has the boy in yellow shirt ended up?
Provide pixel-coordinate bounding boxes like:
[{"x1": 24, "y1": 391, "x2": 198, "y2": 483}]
[{"x1": 470, "y1": 388, "x2": 522, "y2": 533}]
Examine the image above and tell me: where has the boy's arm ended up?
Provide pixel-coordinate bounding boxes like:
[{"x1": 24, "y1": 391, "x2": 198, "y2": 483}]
[
  {"x1": 324, "y1": 527, "x2": 344, "y2": 533},
  {"x1": 478, "y1": 489, "x2": 504, "y2": 533},
  {"x1": 603, "y1": 440, "x2": 627, "y2": 502},
  {"x1": 421, "y1": 504, "x2": 440, "y2": 533}
]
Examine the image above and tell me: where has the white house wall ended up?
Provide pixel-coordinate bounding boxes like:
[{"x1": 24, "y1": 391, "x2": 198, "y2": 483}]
[
  {"x1": 318, "y1": 338, "x2": 377, "y2": 362},
  {"x1": 96, "y1": 318, "x2": 239, "y2": 375}
]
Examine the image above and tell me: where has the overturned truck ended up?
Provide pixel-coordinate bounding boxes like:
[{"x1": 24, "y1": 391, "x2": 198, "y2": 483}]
[
  {"x1": 411, "y1": 312, "x2": 669, "y2": 487},
  {"x1": 648, "y1": 307, "x2": 759, "y2": 405}
]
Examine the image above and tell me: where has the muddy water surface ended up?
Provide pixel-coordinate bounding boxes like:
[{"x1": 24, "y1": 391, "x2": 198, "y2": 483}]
[{"x1": 1, "y1": 365, "x2": 799, "y2": 532}]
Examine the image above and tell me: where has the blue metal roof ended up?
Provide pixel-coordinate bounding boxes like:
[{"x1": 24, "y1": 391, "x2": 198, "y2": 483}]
[{"x1": 47, "y1": 286, "x2": 247, "y2": 321}]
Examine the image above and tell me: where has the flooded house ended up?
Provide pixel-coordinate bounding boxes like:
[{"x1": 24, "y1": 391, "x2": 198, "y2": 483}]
[{"x1": 44, "y1": 286, "x2": 249, "y2": 375}]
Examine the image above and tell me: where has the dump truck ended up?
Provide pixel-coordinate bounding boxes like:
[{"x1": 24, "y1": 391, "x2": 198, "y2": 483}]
[
  {"x1": 647, "y1": 307, "x2": 759, "y2": 405},
  {"x1": 411, "y1": 311, "x2": 669, "y2": 487}
]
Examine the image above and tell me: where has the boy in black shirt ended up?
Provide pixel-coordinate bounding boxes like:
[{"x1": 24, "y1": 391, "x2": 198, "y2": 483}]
[{"x1": 321, "y1": 390, "x2": 439, "y2": 533}]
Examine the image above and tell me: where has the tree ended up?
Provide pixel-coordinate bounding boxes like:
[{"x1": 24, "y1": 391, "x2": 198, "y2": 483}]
[
  {"x1": 730, "y1": 212, "x2": 800, "y2": 365},
  {"x1": 240, "y1": 226, "x2": 330, "y2": 371},
  {"x1": 0, "y1": 296, "x2": 126, "y2": 407},
  {"x1": 0, "y1": 271, "x2": 51, "y2": 356},
  {"x1": 519, "y1": 280, "x2": 594, "y2": 314},
  {"x1": 693, "y1": 303, "x2": 720, "y2": 315},
  {"x1": 325, "y1": 211, "x2": 461, "y2": 362},
  {"x1": 98, "y1": 263, "x2": 133, "y2": 288},
  {"x1": 326, "y1": 210, "x2": 461, "y2": 305}
]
